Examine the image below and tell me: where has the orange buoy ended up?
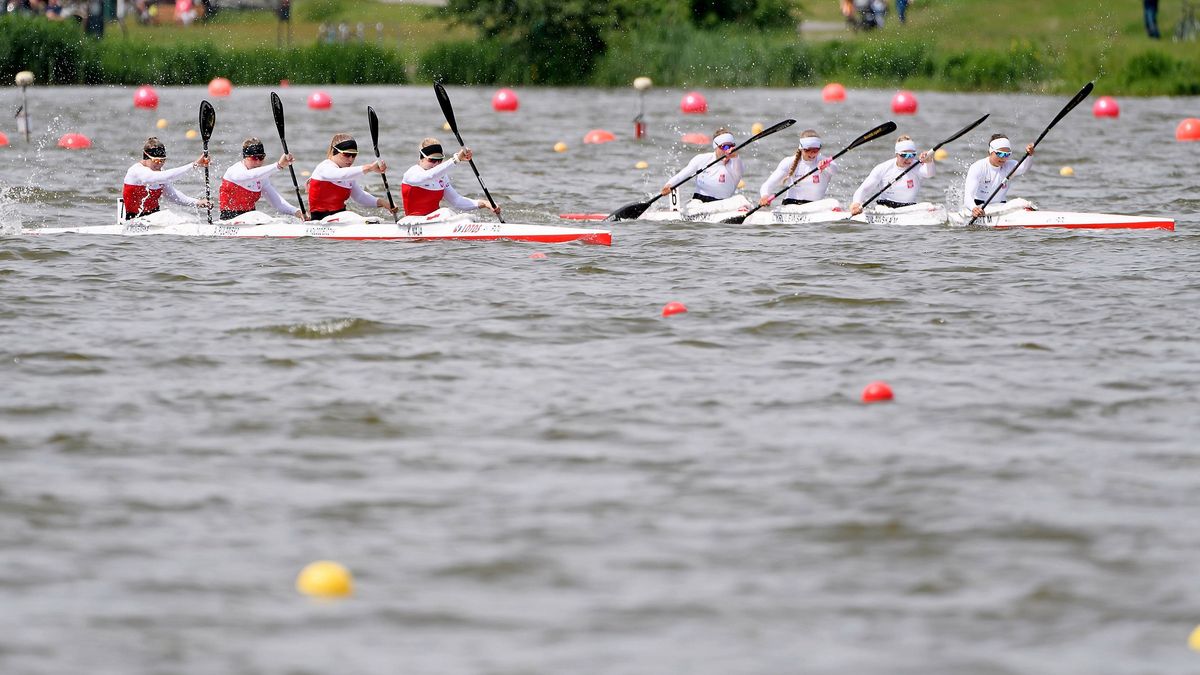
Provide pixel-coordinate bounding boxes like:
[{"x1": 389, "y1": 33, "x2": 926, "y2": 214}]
[
  {"x1": 0, "y1": 131, "x2": 8, "y2": 147},
  {"x1": 661, "y1": 301, "x2": 688, "y2": 317},
  {"x1": 492, "y1": 88, "x2": 519, "y2": 112},
  {"x1": 133, "y1": 85, "x2": 159, "y2": 109},
  {"x1": 57, "y1": 133, "x2": 92, "y2": 150},
  {"x1": 1176, "y1": 118, "x2": 1200, "y2": 141},
  {"x1": 680, "y1": 132, "x2": 711, "y2": 146},
  {"x1": 307, "y1": 91, "x2": 332, "y2": 109},
  {"x1": 861, "y1": 381, "x2": 894, "y2": 403},
  {"x1": 279, "y1": 79, "x2": 290, "y2": 87},
  {"x1": 1092, "y1": 95, "x2": 1119, "y2": 118},
  {"x1": 891, "y1": 90, "x2": 917, "y2": 115},
  {"x1": 680, "y1": 91, "x2": 708, "y2": 114},
  {"x1": 207, "y1": 77, "x2": 232, "y2": 97},
  {"x1": 583, "y1": 129, "x2": 615, "y2": 144},
  {"x1": 822, "y1": 82, "x2": 846, "y2": 102}
]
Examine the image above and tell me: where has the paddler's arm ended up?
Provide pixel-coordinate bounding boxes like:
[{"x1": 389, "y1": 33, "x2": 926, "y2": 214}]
[
  {"x1": 1011, "y1": 144, "x2": 1034, "y2": 177},
  {"x1": 161, "y1": 183, "x2": 206, "y2": 208},
  {"x1": 758, "y1": 158, "x2": 789, "y2": 207},
  {"x1": 661, "y1": 154, "x2": 705, "y2": 195},
  {"x1": 849, "y1": 163, "x2": 884, "y2": 215},
  {"x1": 261, "y1": 181, "x2": 301, "y2": 219}
]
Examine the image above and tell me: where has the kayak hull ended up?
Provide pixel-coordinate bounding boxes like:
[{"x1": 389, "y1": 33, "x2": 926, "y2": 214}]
[
  {"x1": 743, "y1": 198, "x2": 852, "y2": 225},
  {"x1": 947, "y1": 200, "x2": 1174, "y2": 231},
  {"x1": 638, "y1": 194, "x2": 752, "y2": 224},
  {"x1": 853, "y1": 201, "x2": 948, "y2": 226}
]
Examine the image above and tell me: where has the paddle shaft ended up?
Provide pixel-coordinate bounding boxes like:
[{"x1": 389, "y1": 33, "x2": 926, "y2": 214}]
[
  {"x1": 860, "y1": 113, "x2": 989, "y2": 209},
  {"x1": 968, "y1": 82, "x2": 1093, "y2": 226},
  {"x1": 199, "y1": 101, "x2": 214, "y2": 225},
  {"x1": 367, "y1": 106, "x2": 399, "y2": 223},
  {"x1": 270, "y1": 92, "x2": 308, "y2": 219},
  {"x1": 732, "y1": 120, "x2": 897, "y2": 224},
  {"x1": 434, "y1": 83, "x2": 505, "y2": 223}
]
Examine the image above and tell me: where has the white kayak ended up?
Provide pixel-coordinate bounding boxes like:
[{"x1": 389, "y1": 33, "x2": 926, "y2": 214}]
[
  {"x1": 947, "y1": 199, "x2": 1174, "y2": 231},
  {"x1": 20, "y1": 207, "x2": 613, "y2": 245},
  {"x1": 743, "y1": 198, "x2": 852, "y2": 225},
  {"x1": 638, "y1": 193, "x2": 752, "y2": 223},
  {"x1": 850, "y1": 201, "x2": 948, "y2": 226}
]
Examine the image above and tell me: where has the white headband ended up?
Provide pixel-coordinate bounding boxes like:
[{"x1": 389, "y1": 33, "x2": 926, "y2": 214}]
[
  {"x1": 712, "y1": 133, "x2": 735, "y2": 148},
  {"x1": 799, "y1": 136, "x2": 822, "y2": 150},
  {"x1": 894, "y1": 139, "x2": 918, "y2": 153},
  {"x1": 989, "y1": 138, "x2": 1012, "y2": 152}
]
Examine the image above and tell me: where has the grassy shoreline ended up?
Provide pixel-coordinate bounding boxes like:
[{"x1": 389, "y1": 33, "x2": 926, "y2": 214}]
[{"x1": 2, "y1": 0, "x2": 1198, "y2": 95}]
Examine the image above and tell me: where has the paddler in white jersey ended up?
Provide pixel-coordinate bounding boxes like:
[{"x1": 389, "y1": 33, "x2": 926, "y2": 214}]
[
  {"x1": 758, "y1": 129, "x2": 837, "y2": 207},
  {"x1": 849, "y1": 135, "x2": 934, "y2": 215},
  {"x1": 661, "y1": 128, "x2": 745, "y2": 204},
  {"x1": 964, "y1": 134, "x2": 1036, "y2": 218},
  {"x1": 121, "y1": 137, "x2": 211, "y2": 219},
  {"x1": 400, "y1": 138, "x2": 500, "y2": 217},
  {"x1": 306, "y1": 133, "x2": 397, "y2": 221},
  {"x1": 218, "y1": 138, "x2": 303, "y2": 221}
]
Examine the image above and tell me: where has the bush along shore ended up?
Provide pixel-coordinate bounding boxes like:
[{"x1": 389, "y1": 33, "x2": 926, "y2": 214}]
[{"x1": 4, "y1": 15, "x2": 1198, "y2": 96}]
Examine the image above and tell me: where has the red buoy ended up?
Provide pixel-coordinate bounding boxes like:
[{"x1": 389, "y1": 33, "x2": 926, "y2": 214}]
[
  {"x1": 861, "y1": 381, "x2": 894, "y2": 403},
  {"x1": 307, "y1": 91, "x2": 332, "y2": 110},
  {"x1": 680, "y1": 132, "x2": 711, "y2": 146},
  {"x1": 822, "y1": 82, "x2": 846, "y2": 102},
  {"x1": 1092, "y1": 95, "x2": 1119, "y2": 118},
  {"x1": 680, "y1": 91, "x2": 708, "y2": 114},
  {"x1": 0, "y1": 131, "x2": 8, "y2": 147},
  {"x1": 133, "y1": 85, "x2": 159, "y2": 110},
  {"x1": 583, "y1": 129, "x2": 616, "y2": 144},
  {"x1": 57, "y1": 133, "x2": 92, "y2": 150},
  {"x1": 661, "y1": 301, "x2": 688, "y2": 317},
  {"x1": 891, "y1": 90, "x2": 917, "y2": 115},
  {"x1": 529, "y1": 252, "x2": 547, "y2": 260},
  {"x1": 492, "y1": 88, "x2": 519, "y2": 112},
  {"x1": 1176, "y1": 118, "x2": 1200, "y2": 142},
  {"x1": 207, "y1": 77, "x2": 232, "y2": 97}
]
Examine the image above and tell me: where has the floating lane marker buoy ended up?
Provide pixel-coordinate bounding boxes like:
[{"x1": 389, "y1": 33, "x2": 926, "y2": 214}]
[{"x1": 296, "y1": 560, "x2": 353, "y2": 598}]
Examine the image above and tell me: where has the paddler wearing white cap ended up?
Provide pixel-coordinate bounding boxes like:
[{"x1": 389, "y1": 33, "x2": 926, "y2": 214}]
[
  {"x1": 660, "y1": 127, "x2": 745, "y2": 203},
  {"x1": 758, "y1": 129, "x2": 837, "y2": 207},
  {"x1": 400, "y1": 137, "x2": 500, "y2": 217},
  {"x1": 849, "y1": 135, "x2": 934, "y2": 215},
  {"x1": 964, "y1": 134, "x2": 1036, "y2": 218}
]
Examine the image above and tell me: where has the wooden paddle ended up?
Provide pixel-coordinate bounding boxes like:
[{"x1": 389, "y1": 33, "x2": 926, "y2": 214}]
[
  {"x1": 607, "y1": 118, "x2": 797, "y2": 222},
  {"x1": 270, "y1": 92, "x2": 308, "y2": 220},
  {"x1": 199, "y1": 100, "x2": 215, "y2": 225},
  {"x1": 367, "y1": 106, "x2": 399, "y2": 223},
  {"x1": 968, "y1": 81, "x2": 1093, "y2": 226},
  {"x1": 859, "y1": 113, "x2": 989, "y2": 210},
  {"x1": 723, "y1": 120, "x2": 897, "y2": 225},
  {"x1": 433, "y1": 81, "x2": 505, "y2": 223}
]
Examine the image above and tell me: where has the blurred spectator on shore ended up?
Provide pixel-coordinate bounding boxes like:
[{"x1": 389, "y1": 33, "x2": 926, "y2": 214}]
[
  {"x1": 175, "y1": 0, "x2": 196, "y2": 25},
  {"x1": 1144, "y1": 0, "x2": 1160, "y2": 38},
  {"x1": 896, "y1": 0, "x2": 908, "y2": 22}
]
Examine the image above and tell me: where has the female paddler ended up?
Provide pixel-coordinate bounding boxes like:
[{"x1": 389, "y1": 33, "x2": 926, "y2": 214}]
[
  {"x1": 218, "y1": 138, "x2": 303, "y2": 221},
  {"x1": 307, "y1": 133, "x2": 397, "y2": 221},
  {"x1": 964, "y1": 134, "x2": 1036, "y2": 218},
  {"x1": 849, "y1": 135, "x2": 934, "y2": 215},
  {"x1": 758, "y1": 129, "x2": 837, "y2": 207},
  {"x1": 121, "y1": 137, "x2": 211, "y2": 219},
  {"x1": 400, "y1": 138, "x2": 501, "y2": 217},
  {"x1": 661, "y1": 128, "x2": 745, "y2": 205}
]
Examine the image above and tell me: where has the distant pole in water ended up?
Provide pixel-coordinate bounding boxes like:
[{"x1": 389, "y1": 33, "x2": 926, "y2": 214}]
[
  {"x1": 14, "y1": 71, "x2": 33, "y2": 143},
  {"x1": 633, "y1": 77, "x2": 652, "y2": 140}
]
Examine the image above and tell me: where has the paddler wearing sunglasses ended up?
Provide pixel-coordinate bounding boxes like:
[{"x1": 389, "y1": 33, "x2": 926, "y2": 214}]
[
  {"x1": 307, "y1": 133, "x2": 397, "y2": 221},
  {"x1": 121, "y1": 137, "x2": 211, "y2": 219},
  {"x1": 758, "y1": 129, "x2": 837, "y2": 207},
  {"x1": 218, "y1": 137, "x2": 304, "y2": 221},
  {"x1": 400, "y1": 138, "x2": 501, "y2": 217},
  {"x1": 964, "y1": 135, "x2": 1036, "y2": 218},
  {"x1": 660, "y1": 128, "x2": 745, "y2": 204},
  {"x1": 849, "y1": 135, "x2": 934, "y2": 215}
]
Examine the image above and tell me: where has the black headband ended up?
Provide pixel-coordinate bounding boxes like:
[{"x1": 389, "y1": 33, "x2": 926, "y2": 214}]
[
  {"x1": 420, "y1": 144, "x2": 444, "y2": 158},
  {"x1": 242, "y1": 142, "x2": 266, "y2": 158},
  {"x1": 332, "y1": 139, "x2": 358, "y2": 154},
  {"x1": 143, "y1": 146, "x2": 167, "y2": 159}
]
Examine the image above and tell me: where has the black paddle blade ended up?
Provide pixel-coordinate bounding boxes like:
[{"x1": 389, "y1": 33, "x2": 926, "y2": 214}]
[
  {"x1": 270, "y1": 92, "x2": 286, "y2": 138},
  {"x1": 367, "y1": 105, "x2": 381, "y2": 154},
  {"x1": 722, "y1": 214, "x2": 748, "y2": 225},
  {"x1": 433, "y1": 81, "x2": 466, "y2": 146},
  {"x1": 606, "y1": 200, "x2": 652, "y2": 222},
  {"x1": 847, "y1": 120, "x2": 897, "y2": 151},
  {"x1": 199, "y1": 100, "x2": 216, "y2": 145}
]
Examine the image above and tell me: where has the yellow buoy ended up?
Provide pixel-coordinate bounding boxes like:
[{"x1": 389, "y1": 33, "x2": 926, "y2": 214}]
[
  {"x1": 185, "y1": 129, "x2": 198, "y2": 140},
  {"x1": 737, "y1": 179, "x2": 745, "y2": 189},
  {"x1": 1189, "y1": 624, "x2": 1200, "y2": 652},
  {"x1": 750, "y1": 122, "x2": 764, "y2": 135},
  {"x1": 553, "y1": 141, "x2": 567, "y2": 153},
  {"x1": 1060, "y1": 166, "x2": 1074, "y2": 176},
  {"x1": 933, "y1": 148, "x2": 948, "y2": 161},
  {"x1": 156, "y1": 118, "x2": 168, "y2": 130},
  {"x1": 296, "y1": 560, "x2": 353, "y2": 598},
  {"x1": 442, "y1": 121, "x2": 451, "y2": 131},
  {"x1": 301, "y1": 170, "x2": 311, "y2": 177},
  {"x1": 635, "y1": 160, "x2": 649, "y2": 169}
]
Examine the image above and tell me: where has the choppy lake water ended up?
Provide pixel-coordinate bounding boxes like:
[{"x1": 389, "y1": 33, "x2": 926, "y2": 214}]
[{"x1": 2, "y1": 85, "x2": 1199, "y2": 674}]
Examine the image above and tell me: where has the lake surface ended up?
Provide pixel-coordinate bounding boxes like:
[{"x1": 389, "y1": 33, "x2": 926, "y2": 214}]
[{"x1": 2, "y1": 85, "x2": 1199, "y2": 674}]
